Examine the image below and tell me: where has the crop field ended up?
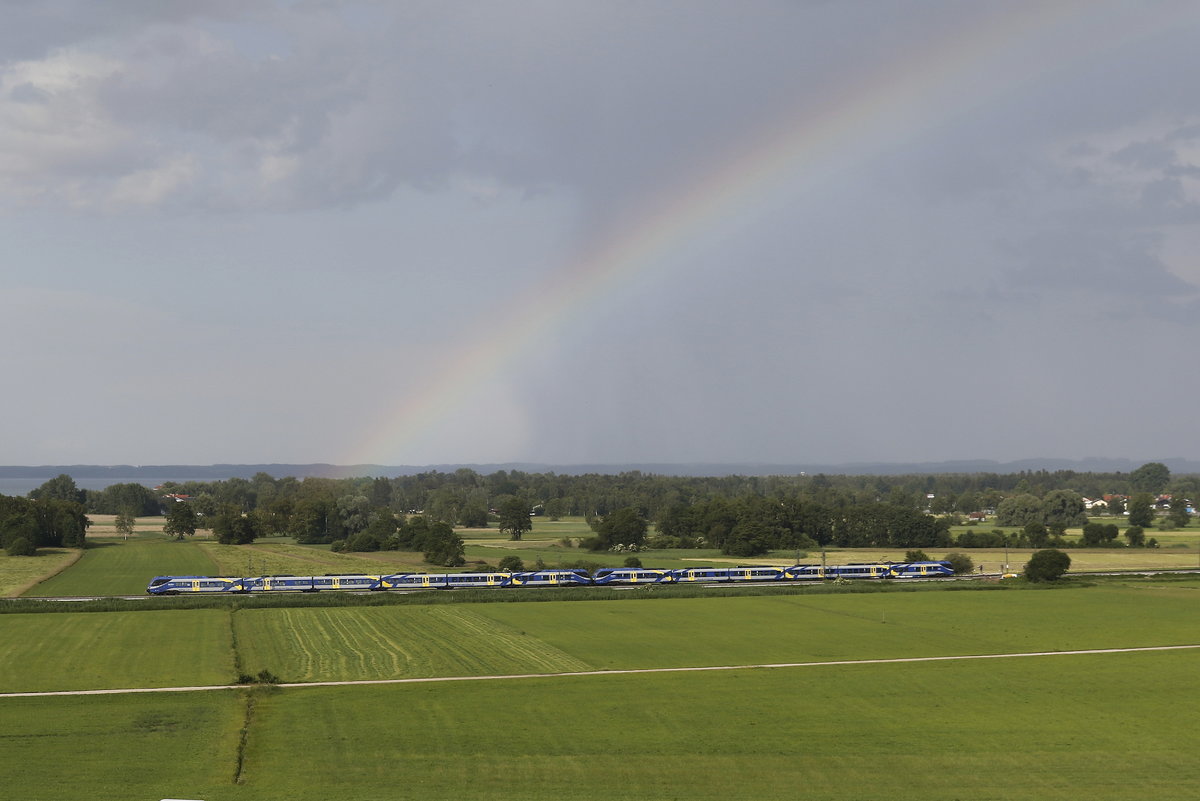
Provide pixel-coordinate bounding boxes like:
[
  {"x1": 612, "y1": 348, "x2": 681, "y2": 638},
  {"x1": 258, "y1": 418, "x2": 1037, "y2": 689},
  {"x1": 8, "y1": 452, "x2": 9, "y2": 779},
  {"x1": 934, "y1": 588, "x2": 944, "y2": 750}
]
[
  {"x1": 200, "y1": 540, "x2": 433, "y2": 577},
  {"x1": 0, "y1": 609, "x2": 234, "y2": 692},
  {"x1": 234, "y1": 605, "x2": 592, "y2": 682},
  {"x1": 85, "y1": 513, "x2": 167, "y2": 537},
  {"x1": 23, "y1": 537, "x2": 217, "y2": 597}
]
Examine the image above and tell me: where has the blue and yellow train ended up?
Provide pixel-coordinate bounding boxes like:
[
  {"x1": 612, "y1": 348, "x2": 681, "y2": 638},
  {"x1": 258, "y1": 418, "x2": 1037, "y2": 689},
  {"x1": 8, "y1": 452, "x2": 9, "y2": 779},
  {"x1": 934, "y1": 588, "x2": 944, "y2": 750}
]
[{"x1": 146, "y1": 560, "x2": 954, "y2": 594}]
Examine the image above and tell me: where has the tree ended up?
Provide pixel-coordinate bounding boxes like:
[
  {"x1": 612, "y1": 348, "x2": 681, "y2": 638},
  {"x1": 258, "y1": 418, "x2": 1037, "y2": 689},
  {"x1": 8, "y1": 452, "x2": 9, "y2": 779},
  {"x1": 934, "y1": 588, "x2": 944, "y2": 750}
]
[
  {"x1": 1124, "y1": 526, "x2": 1145, "y2": 547},
  {"x1": 1127, "y1": 493, "x2": 1155, "y2": 528},
  {"x1": 498, "y1": 555, "x2": 525, "y2": 572},
  {"x1": 163, "y1": 502, "x2": 198, "y2": 540},
  {"x1": 497, "y1": 497, "x2": 532, "y2": 541},
  {"x1": 1130, "y1": 462, "x2": 1170, "y2": 493},
  {"x1": 905, "y1": 549, "x2": 930, "y2": 562},
  {"x1": 29, "y1": 474, "x2": 84, "y2": 504},
  {"x1": 114, "y1": 509, "x2": 136, "y2": 541},
  {"x1": 996, "y1": 494, "x2": 1043, "y2": 527},
  {"x1": 1023, "y1": 522, "x2": 1049, "y2": 549},
  {"x1": 421, "y1": 521, "x2": 465, "y2": 566},
  {"x1": 212, "y1": 504, "x2": 259, "y2": 545},
  {"x1": 1041, "y1": 490, "x2": 1087, "y2": 529},
  {"x1": 1080, "y1": 522, "x2": 1117, "y2": 546},
  {"x1": 1167, "y1": 496, "x2": 1191, "y2": 528},
  {"x1": 943, "y1": 552, "x2": 974, "y2": 575},
  {"x1": 596, "y1": 507, "x2": 648, "y2": 550},
  {"x1": 1024, "y1": 549, "x2": 1071, "y2": 582}
]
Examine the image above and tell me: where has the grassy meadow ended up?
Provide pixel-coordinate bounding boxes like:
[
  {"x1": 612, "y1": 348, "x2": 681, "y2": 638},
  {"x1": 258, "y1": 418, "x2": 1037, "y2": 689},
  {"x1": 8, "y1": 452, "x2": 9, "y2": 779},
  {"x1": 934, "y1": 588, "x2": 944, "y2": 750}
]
[
  {"x1": 0, "y1": 609, "x2": 234, "y2": 692},
  {"x1": 23, "y1": 537, "x2": 218, "y2": 597},
  {"x1": 0, "y1": 548, "x2": 79, "y2": 596},
  {"x1": 2, "y1": 644, "x2": 1197, "y2": 800}
]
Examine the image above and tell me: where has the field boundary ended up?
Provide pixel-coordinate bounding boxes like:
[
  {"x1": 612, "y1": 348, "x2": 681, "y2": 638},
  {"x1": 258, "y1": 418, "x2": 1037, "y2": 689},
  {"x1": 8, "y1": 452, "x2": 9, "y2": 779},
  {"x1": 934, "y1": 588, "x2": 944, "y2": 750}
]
[{"x1": 4, "y1": 643, "x2": 1197, "y2": 699}]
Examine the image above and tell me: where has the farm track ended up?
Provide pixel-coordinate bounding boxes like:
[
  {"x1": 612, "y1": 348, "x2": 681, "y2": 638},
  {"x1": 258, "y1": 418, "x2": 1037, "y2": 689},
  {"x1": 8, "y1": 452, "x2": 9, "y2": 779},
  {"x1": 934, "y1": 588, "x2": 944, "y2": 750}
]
[{"x1": 4, "y1": 643, "x2": 1197, "y2": 699}]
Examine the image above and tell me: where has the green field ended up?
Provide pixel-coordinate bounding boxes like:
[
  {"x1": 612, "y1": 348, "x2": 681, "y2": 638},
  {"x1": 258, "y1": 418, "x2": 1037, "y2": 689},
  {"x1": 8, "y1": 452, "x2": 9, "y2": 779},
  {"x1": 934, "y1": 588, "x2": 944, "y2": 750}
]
[
  {"x1": 0, "y1": 548, "x2": 78, "y2": 596},
  {"x1": 3, "y1": 648, "x2": 1197, "y2": 801},
  {"x1": 23, "y1": 538, "x2": 218, "y2": 597},
  {"x1": 0, "y1": 610, "x2": 234, "y2": 692},
  {"x1": 233, "y1": 605, "x2": 591, "y2": 682},
  {"x1": 1, "y1": 691, "x2": 246, "y2": 800},
  {"x1": 3, "y1": 534, "x2": 1200, "y2": 800},
  {"x1": 6, "y1": 586, "x2": 1199, "y2": 691}
]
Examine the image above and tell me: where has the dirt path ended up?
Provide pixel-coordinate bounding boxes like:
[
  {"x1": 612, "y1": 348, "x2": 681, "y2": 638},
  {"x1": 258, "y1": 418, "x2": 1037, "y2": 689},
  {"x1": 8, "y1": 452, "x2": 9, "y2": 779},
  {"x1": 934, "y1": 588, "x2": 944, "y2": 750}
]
[{"x1": 3, "y1": 643, "x2": 1197, "y2": 699}]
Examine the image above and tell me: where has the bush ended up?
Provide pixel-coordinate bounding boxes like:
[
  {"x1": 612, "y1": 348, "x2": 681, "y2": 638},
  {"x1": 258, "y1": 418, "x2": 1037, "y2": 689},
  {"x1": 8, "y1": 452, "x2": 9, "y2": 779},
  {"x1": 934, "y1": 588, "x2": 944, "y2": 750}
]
[
  {"x1": 1024, "y1": 548, "x2": 1071, "y2": 582},
  {"x1": 623, "y1": 556, "x2": 643, "y2": 568},
  {"x1": 904, "y1": 550, "x2": 929, "y2": 562},
  {"x1": 498, "y1": 555, "x2": 525, "y2": 572},
  {"x1": 5, "y1": 537, "x2": 35, "y2": 557},
  {"x1": 943, "y1": 552, "x2": 974, "y2": 575}
]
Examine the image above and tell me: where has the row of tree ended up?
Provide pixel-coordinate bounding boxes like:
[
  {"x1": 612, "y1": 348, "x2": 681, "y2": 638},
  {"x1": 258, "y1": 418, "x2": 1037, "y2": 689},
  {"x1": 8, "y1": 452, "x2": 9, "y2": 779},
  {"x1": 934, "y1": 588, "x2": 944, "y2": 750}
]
[
  {"x1": 65, "y1": 462, "x2": 1194, "y2": 524},
  {"x1": 0, "y1": 494, "x2": 89, "y2": 555}
]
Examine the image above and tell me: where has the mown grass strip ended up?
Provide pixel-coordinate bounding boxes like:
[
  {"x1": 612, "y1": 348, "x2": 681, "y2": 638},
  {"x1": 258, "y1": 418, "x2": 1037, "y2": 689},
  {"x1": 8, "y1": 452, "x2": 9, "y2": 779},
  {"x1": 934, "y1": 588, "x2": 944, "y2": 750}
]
[
  {"x1": 233, "y1": 605, "x2": 592, "y2": 683},
  {"x1": 24, "y1": 538, "x2": 217, "y2": 597},
  {"x1": 0, "y1": 609, "x2": 235, "y2": 693},
  {"x1": 0, "y1": 549, "x2": 80, "y2": 597}
]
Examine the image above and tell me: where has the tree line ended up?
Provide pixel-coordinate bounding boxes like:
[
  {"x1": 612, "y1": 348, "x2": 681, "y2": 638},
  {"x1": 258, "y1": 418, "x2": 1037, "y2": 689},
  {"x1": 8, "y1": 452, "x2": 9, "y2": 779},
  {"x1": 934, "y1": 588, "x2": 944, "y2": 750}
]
[{"x1": 4, "y1": 461, "x2": 1190, "y2": 558}]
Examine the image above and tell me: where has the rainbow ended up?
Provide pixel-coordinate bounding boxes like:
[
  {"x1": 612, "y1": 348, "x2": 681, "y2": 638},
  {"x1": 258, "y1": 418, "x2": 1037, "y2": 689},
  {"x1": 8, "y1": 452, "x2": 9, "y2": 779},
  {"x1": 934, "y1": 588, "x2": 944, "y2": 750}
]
[{"x1": 345, "y1": 1, "x2": 1160, "y2": 465}]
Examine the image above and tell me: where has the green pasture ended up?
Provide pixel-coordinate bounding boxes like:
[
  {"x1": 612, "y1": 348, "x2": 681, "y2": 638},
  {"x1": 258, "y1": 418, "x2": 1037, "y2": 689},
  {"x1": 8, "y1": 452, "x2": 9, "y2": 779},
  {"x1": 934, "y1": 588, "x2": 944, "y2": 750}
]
[
  {"x1": 23, "y1": 537, "x2": 217, "y2": 596},
  {"x1": 9, "y1": 585, "x2": 1195, "y2": 695},
  {"x1": 0, "y1": 548, "x2": 78, "y2": 597},
  {"x1": 3, "y1": 648, "x2": 1197, "y2": 800},
  {"x1": 234, "y1": 605, "x2": 591, "y2": 682},
  {"x1": 0, "y1": 609, "x2": 234, "y2": 692},
  {"x1": 474, "y1": 586, "x2": 1200, "y2": 669},
  {"x1": 0, "y1": 690, "x2": 245, "y2": 801}
]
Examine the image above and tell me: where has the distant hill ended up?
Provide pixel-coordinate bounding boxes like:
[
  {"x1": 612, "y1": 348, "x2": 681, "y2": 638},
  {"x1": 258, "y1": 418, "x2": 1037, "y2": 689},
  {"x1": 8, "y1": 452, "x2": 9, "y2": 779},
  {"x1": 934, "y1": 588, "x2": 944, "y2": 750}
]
[{"x1": 2, "y1": 457, "x2": 1199, "y2": 480}]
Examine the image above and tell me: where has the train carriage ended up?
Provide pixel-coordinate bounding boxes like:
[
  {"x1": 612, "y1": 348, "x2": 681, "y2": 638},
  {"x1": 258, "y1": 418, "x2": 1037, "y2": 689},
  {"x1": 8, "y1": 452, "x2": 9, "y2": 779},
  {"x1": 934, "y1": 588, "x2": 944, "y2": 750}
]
[
  {"x1": 670, "y1": 567, "x2": 732, "y2": 583},
  {"x1": 885, "y1": 560, "x2": 954, "y2": 578},
  {"x1": 310, "y1": 575, "x2": 385, "y2": 591},
  {"x1": 592, "y1": 568, "x2": 675, "y2": 585},
  {"x1": 509, "y1": 569, "x2": 591, "y2": 587}
]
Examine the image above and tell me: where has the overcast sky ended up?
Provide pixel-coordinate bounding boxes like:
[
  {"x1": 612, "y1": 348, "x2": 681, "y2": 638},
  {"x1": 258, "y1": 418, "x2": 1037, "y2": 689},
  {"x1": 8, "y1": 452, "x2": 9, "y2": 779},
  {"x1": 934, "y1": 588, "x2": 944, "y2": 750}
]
[{"x1": 2, "y1": 1, "x2": 1199, "y2": 467}]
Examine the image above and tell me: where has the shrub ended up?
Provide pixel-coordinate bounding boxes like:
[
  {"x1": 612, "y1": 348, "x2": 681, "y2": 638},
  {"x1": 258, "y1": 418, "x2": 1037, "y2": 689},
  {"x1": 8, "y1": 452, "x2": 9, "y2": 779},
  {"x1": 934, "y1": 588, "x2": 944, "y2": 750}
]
[
  {"x1": 498, "y1": 555, "x2": 525, "y2": 572},
  {"x1": 5, "y1": 537, "x2": 35, "y2": 557},
  {"x1": 623, "y1": 556, "x2": 643, "y2": 568},
  {"x1": 943, "y1": 552, "x2": 974, "y2": 575},
  {"x1": 904, "y1": 550, "x2": 930, "y2": 562},
  {"x1": 1024, "y1": 548, "x2": 1071, "y2": 582}
]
